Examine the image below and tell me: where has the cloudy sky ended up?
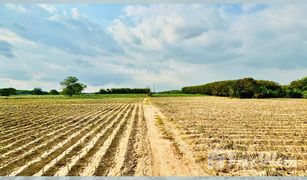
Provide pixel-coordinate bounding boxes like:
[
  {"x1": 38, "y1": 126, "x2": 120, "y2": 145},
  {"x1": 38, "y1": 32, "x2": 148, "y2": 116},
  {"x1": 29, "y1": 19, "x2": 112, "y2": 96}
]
[{"x1": 0, "y1": 4, "x2": 307, "y2": 92}]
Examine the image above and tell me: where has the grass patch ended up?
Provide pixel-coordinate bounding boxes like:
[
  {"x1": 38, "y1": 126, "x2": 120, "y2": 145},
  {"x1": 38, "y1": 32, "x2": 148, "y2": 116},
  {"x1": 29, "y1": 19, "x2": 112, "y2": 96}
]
[
  {"x1": 155, "y1": 115, "x2": 173, "y2": 141},
  {"x1": 154, "y1": 115, "x2": 183, "y2": 157}
]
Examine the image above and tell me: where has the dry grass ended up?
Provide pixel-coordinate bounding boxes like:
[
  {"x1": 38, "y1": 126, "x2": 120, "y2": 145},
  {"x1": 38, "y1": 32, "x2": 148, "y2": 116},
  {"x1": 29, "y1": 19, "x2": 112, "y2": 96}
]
[{"x1": 154, "y1": 115, "x2": 183, "y2": 157}]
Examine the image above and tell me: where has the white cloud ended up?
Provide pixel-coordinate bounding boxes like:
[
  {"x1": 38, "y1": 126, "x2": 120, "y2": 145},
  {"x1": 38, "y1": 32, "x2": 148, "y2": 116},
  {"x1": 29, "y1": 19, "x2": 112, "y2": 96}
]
[
  {"x1": 0, "y1": 27, "x2": 131, "y2": 91},
  {"x1": 0, "y1": 28, "x2": 33, "y2": 45},
  {"x1": 108, "y1": 5, "x2": 239, "y2": 65},
  {"x1": 71, "y1": 8, "x2": 82, "y2": 20},
  {"x1": 5, "y1": 4, "x2": 26, "y2": 13},
  {"x1": 37, "y1": 4, "x2": 57, "y2": 14},
  {"x1": 0, "y1": 77, "x2": 61, "y2": 91},
  {"x1": 108, "y1": 4, "x2": 307, "y2": 69},
  {"x1": 0, "y1": 4, "x2": 306, "y2": 91}
]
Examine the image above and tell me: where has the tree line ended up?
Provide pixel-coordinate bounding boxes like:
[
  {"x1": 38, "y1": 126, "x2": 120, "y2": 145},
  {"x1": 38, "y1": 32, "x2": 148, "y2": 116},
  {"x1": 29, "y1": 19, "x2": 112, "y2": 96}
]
[
  {"x1": 0, "y1": 87, "x2": 60, "y2": 96},
  {"x1": 2, "y1": 76, "x2": 306, "y2": 98},
  {"x1": 182, "y1": 77, "x2": 307, "y2": 98},
  {"x1": 0, "y1": 76, "x2": 150, "y2": 97},
  {"x1": 96, "y1": 88, "x2": 150, "y2": 94}
]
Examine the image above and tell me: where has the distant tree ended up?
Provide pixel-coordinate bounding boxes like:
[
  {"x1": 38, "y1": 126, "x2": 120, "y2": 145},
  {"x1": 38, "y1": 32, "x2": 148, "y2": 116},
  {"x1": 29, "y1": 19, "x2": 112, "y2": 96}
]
[
  {"x1": 32, "y1": 87, "x2": 44, "y2": 95},
  {"x1": 285, "y1": 89, "x2": 303, "y2": 98},
  {"x1": 289, "y1": 77, "x2": 307, "y2": 91},
  {"x1": 9, "y1": 88, "x2": 17, "y2": 96},
  {"x1": 233, "y1": 78, "x2": 258, "y2": 98},
  {"x1": 159, "y1": 90, "x2": 182, "y2": 94},
  {"x1": 97, "y1": 88, "x2": 150, "y2": 94},
  {"x1": 182, "y1": 78, "x2": 286, "y2": 98},
  {"x1": 60, "y1": 76, "x2": 87, "y2": 96},
  {"x1": 254, "y1": 80, "x2": 283, "y2": 98},
  {"x1": 16, "y1": 90, "x2": 33, "y2": 95},
  {"x1": 49, "y1": 89, "x2": 60, "y2": 95},
  {"x1": 98, "y1": 89, "x2": 108, "y2": 94},
  {"x1": 0, "y1": 88, "x2": 17, "y2": 96}
]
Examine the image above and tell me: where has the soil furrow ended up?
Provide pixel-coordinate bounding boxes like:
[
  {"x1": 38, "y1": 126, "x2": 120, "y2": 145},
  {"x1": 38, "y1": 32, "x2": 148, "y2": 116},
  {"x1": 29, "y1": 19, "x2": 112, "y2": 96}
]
[
  {"x1": 0, "y1": 109, "x2": 106, "y2": 175},
  {"x1": 39, "y1": 104, "x2": 128, "y2": 176},
  {"x1": 66, "y1": 104, "x2": 134, "y2": 176},
  {"x1": 93, "y1": 105, "x2": 136, "y2": 176},
  {"x1": 107, "y1": 105, "x2": 139, "y2": 175},
  {"x1": 0, "y1": 109, "x2": 105, "y2": 167},
  {"x1": 0, "y1": 108, "x2": 103, "y2": 156},
  {"x1": 13, "y1": 108, "x2": 112, "y2": 176}
]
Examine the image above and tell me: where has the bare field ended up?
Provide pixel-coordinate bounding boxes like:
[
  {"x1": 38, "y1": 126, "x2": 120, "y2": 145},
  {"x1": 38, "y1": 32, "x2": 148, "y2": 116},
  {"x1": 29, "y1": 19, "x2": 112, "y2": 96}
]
[
  {"x1": 0, "y1": 98, "x2": 153, "y2": 176},
  {"x1": 153, "y1": 97, "x2": 307, "y2": 176},
  {"x1": 0, "y1": 97, "x2": 306, "y2": 176}
]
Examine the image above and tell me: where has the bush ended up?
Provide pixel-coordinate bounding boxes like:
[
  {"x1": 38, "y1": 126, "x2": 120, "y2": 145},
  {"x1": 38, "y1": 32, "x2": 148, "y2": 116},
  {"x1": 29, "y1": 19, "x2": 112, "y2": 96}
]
[{"x1": 303, "y1": 90, "x2": 307, "y2": 98}]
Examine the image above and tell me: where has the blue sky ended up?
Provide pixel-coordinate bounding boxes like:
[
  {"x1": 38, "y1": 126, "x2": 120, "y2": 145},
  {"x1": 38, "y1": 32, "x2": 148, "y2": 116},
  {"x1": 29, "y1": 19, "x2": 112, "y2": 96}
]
[{"x1": 0, "y1": 4, "x2": 307, "y2": 92}]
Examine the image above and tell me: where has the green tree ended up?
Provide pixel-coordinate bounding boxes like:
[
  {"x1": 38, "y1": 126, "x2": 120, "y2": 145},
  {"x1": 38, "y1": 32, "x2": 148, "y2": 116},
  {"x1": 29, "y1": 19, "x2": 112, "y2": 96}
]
[
  {"x1": 60, "y1": 76, "x2": 87, "y2": 96},
  {"x1": 285, "y1": 89, "x2": 303, "y2": 98},
  {"x1": 49, "y1": 89, "x2": 60, "y2": 95},
  {"x1": 32, "y1": 87, "x2": 44, "y2": 95},
  {"x1": 98, "y1": 88, "x2": 108, "y2": 94},
  {"x1": 232, "y1": 78, "x2": 257, "y2": 98},
  {"x1": 289, "y1": 77, "x2": 307, "y2": 91},
  {"x1": 0, "y1": 88, "x2": 17, "y2": 96}
]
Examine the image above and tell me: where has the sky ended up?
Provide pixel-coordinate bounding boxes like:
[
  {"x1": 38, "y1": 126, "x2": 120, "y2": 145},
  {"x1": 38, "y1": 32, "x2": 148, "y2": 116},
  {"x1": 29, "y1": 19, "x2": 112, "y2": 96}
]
[{"x1": 0, "y1": 4, "x2": 307, "y2": 92}]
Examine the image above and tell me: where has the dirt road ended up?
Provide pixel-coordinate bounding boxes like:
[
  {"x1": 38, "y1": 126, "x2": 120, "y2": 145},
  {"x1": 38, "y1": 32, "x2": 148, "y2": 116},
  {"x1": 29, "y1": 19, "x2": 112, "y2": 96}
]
[{"x1": 142, "y1": 98, "x2": 205, "y2": 176}]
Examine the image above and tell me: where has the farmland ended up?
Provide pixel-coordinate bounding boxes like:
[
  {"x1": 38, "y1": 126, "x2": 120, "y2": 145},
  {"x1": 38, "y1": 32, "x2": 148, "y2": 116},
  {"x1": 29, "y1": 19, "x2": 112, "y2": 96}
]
[
  {"x1": 0, "y1": 98, "x2": 153, "y2": 176},
  {"x1": 0, "y1": 96, "x2": 306, "y2": 176},
  {"x1": 153, "y1": 97, "x2": 307, "y2": 176}
]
